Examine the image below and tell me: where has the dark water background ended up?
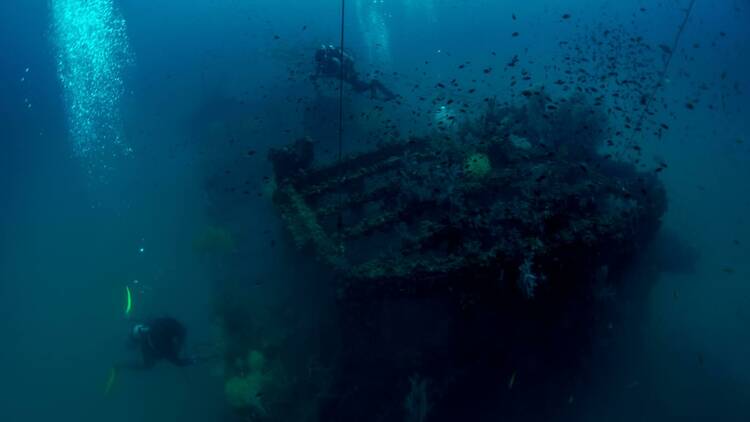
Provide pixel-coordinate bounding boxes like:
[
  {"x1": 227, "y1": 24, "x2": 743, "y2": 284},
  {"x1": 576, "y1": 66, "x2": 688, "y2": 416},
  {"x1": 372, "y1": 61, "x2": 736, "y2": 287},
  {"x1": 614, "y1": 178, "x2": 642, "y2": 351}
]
[{"x1": 1, "y1": 0, "x2": 749, "y2": 421}]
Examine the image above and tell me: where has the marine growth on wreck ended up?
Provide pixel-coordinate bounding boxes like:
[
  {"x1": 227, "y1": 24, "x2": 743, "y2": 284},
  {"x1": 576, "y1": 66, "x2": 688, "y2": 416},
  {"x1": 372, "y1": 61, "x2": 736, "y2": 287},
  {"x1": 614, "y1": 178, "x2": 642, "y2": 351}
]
[
  {"x1": 211, "y1": 89, "x2": 668, "y2": 421},
  {"x1": 270, "y1": 90, "x2": 666, "y2": 302}
]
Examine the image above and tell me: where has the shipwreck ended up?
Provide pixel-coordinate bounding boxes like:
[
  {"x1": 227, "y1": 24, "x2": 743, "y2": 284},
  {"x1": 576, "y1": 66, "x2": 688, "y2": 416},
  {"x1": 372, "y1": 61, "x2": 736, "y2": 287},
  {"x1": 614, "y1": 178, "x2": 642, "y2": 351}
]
[{"x1": 251, "y1": 91, "x2": 668, "y2": 421}]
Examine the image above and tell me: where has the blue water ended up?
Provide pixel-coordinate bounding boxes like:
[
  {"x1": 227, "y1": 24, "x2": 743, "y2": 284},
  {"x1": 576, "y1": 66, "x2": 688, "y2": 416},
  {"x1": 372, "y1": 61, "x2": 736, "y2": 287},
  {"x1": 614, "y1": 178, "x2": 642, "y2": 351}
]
[{"x1": 1, "y1": 1, "x2": 748, "y2": 421}]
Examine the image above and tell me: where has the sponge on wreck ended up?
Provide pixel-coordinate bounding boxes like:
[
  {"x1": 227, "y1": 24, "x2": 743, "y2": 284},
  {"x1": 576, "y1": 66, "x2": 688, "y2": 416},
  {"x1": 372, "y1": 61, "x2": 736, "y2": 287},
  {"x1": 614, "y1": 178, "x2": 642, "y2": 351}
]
[{"x1": 224, "y1": 350, "x2": 269, "y2": 415}]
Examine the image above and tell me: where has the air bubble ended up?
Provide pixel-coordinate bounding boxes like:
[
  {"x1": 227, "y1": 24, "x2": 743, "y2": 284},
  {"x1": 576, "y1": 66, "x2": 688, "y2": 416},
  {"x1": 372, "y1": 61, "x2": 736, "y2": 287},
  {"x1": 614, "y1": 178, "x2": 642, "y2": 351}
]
[{"x1": 51, "y1": 0, "x2": 134, "y2": 176}]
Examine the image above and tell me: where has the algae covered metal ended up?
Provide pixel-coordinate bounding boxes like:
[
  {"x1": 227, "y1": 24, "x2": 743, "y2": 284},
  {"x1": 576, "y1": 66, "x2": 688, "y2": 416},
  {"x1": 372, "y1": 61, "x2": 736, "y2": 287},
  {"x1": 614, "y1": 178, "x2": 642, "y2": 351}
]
[{"x1": 269, "y1": 92, "x2": 666, "y2": 303}]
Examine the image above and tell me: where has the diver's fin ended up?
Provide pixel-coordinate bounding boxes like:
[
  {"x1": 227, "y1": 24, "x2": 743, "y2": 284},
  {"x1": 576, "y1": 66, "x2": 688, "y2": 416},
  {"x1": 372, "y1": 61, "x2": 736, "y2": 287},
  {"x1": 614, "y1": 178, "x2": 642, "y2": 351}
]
[
  {"x1": 104, "y1": 367, "x2": 118, "y2": 395},
  {"x1": 124, "y1": 286, "x2": 132, "y2": 317}
]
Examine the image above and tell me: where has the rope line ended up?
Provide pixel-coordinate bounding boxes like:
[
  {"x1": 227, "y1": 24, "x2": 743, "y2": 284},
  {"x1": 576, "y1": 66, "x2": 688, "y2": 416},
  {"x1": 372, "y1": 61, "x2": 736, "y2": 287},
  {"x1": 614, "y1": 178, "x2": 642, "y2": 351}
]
[
  {"x1": 337, "y1": 0, "x2": 346, "y2": 163},
  {"x1": 632, "y1": 0, "x2": 696, "y2": 140},
  {"x1": 336, "y1": 0, "x2": 346, "y2": 233}
]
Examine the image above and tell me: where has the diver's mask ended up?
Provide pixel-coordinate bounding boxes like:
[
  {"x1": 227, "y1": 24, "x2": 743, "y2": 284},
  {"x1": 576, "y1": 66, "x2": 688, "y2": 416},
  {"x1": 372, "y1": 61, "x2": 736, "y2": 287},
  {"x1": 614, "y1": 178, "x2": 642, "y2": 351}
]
[{"x1": 131, "y1": 324, "x2": 150, "y2": 340}]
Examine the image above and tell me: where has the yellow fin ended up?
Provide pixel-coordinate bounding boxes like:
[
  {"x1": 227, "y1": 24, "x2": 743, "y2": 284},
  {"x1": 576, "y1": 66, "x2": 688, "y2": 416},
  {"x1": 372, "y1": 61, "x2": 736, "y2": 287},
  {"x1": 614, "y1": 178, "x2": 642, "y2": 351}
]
[
  {"x1": 104, "y1": 367, "x2": 117, "y2": 395},
  {"x1": 124, "y1": 286, "x2": 132, "y2": 316}
]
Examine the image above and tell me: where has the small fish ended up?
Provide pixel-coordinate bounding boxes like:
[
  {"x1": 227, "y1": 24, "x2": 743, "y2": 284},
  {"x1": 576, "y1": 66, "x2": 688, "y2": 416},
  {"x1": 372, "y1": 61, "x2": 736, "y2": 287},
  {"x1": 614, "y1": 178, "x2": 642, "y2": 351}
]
[
  {"x1": 247, "y1": 150, "x2": 257, "y2": 156},
  {"x1": 508, "y1": 371, "x2": 517, "y2": 389},
  {"x1": 512, "y1": 32, "x2": 520, "y2": 37},
  {"x1": 562, "y1": 13, "x2": 571, "y2": 19},
  {"x1": 512, "y1": 13, "x2": 517, "y2": 20},
  {"x1": 273, "y1": 35, "x2": 281, "y2": 40},
  {"x1": 722, "y1": 267, "x2": 735, "y2": 274}
]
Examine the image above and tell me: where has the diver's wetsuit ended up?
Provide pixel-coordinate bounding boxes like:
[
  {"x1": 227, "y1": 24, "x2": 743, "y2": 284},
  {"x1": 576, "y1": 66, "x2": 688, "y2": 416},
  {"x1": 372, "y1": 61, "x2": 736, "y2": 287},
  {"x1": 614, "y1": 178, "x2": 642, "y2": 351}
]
[
  {"x1": 119, "y1": 317, "x2": 194, "y2": 370},
  {"x1": 312, "y1": 45, "x2": 396, "y2": 101}
]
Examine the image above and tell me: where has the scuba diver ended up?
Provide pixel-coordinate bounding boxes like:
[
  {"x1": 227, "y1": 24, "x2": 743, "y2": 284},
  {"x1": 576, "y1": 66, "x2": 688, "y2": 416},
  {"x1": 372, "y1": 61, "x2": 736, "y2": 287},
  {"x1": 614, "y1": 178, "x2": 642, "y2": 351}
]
[
  {"x1": 311, "y1": 44, "x2": 397, "y2": 101},
  {"x1": 115, "y1": 317, "x2": 197, "y2": 370}
]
